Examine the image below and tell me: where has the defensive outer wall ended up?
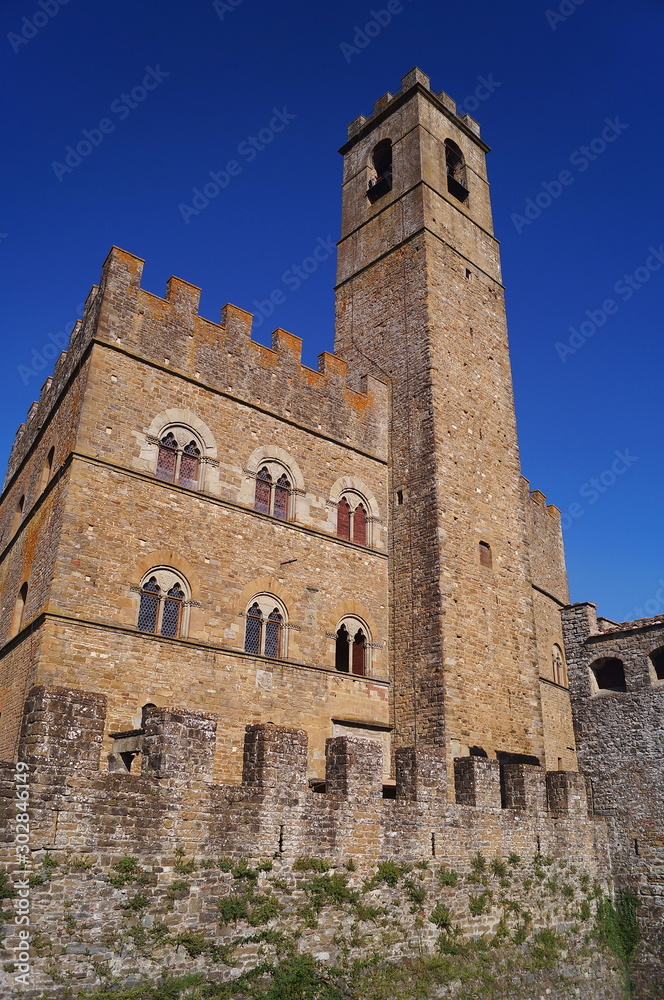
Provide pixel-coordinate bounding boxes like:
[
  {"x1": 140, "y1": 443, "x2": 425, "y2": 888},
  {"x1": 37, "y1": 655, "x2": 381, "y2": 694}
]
[
  {"x1": 563, "y1": 603, "x2": 664, "y2": 994},
  {"x1": 0, "y1": 683, "x2": 619, "y2": 996}
]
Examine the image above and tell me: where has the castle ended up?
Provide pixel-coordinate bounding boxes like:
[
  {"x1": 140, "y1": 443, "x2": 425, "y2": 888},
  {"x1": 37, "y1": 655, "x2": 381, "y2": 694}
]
[{"x1": 0, "y1": 68, "x2": 661, "y2": 997}]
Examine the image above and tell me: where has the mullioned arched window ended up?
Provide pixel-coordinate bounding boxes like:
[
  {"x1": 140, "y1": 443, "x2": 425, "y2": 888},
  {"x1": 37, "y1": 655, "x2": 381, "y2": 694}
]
[
  {"x1": 254, "y1": 464, "x2": 292, "y2": 521},
  {"x1": 244, "y1": 595, "x2": 287, "y2": 659},
  {"x1": 337, "y1": 493, "x2": 369, "y2": 546},
  {"x1": 552, "y1": 644, "x2": 567, "y2": 686},
  {"x1": 334, "y1": 616, "x2": 370, "y2": 676},
  {"x1": 155, "y1": 427, "x2": 203, "y2": 490},
  {"x1": 137, "y1": 568, "x2": 190, "y2": 638}
]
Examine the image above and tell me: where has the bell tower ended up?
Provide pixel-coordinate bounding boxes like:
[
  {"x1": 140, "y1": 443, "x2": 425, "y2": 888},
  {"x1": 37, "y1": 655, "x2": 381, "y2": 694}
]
[{"x1": 335, "y1": 68, "x2": 545, "y2": 771}]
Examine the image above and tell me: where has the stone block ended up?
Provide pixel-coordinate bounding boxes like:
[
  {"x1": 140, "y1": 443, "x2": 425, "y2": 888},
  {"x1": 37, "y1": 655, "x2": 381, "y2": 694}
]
[{"x1": 454, "y1": 756, "x2": 501, "y2": 808}]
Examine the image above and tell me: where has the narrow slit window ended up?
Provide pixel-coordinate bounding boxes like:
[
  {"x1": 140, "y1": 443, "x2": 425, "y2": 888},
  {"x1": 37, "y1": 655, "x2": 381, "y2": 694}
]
[
  {"x1": 11, "y1": 582, "x2": 28, "y2": 638},
  {"x1": 40, "y1": 446, "x2": 55, "y2": 492},
  {"x1": 479, "y1": 541, "x2": 492, "y2": 568},
  {"x1": 13, "y1": 496, "x2": 25, "y2": 535}
]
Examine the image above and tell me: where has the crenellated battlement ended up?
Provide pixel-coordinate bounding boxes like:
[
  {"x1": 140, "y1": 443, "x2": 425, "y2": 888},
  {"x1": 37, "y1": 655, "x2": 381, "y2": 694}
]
[
  {"x1": 3, "y1": 245, "x2": 388, "y2": 492},
  {"x1": 0, "y1": 685, "x2": 609, "y2": 872},
  {"x1": 345, "y1": 66, "x2": 483, "y2": 145}
]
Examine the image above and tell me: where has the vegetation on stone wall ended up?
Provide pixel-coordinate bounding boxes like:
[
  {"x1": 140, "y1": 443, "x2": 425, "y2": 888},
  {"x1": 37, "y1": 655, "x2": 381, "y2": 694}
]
[
  {"x1": 595, "y1": 891, "x2": 642, "y2": 998},
  {"x1": 0, "y1": 852, "x2": 628, "y2": 1000}
]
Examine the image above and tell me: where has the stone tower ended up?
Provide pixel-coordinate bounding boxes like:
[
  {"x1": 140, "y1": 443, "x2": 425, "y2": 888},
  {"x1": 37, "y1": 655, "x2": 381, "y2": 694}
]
[{"x1": 335, "y1": 68, "x2": 557, "y2": 768}]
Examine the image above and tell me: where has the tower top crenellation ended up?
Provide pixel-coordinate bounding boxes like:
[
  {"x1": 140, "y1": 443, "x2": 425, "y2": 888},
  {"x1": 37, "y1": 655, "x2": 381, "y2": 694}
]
[{"x1": 345, "y1": 66, "x2": 483, "y2": 146}]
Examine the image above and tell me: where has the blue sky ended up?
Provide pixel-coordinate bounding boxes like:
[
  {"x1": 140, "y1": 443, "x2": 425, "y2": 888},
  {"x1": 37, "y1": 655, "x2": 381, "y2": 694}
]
[{"x1": 1, "y1": 0, "x2": 661, "y2": 622}]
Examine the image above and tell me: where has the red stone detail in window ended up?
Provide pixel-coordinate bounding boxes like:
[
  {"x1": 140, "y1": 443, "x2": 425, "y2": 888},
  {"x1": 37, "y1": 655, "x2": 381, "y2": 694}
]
[
  {"x1": 352, "y1": 629, "x2": 366, "y2": 675},
  {"x1": 337, "y1": 498, "x2": 351, "y2": 540},
  {"x1": 353, "y1": 504, "x2": 367, "y2": 546}
]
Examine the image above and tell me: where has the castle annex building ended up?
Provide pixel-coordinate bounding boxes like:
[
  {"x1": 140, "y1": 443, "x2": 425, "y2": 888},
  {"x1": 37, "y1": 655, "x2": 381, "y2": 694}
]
[{"x1": 0, "y1": 69, "x2": 661, "y2": 995}]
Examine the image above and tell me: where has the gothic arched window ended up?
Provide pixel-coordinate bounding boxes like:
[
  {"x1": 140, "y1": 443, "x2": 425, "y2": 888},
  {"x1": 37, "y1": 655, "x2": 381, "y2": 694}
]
[
  {"x1": 335, "y1": 616, "x2": 371, "y2": 676},
  {"x1": 367, "y1": 138, "x2": 393, "y2": 203},
  {"x1": 552, "y1": 644, "x2": 567, "y2": 686},
  {"x1": 244, "y1": 595, "x2": 287, "y2": 659},
  {"x1": 254, "y1": 465, "x2": 292, "y2": 521},
  {"x1": 444, "y1": 139, "x2": 469, "y2": 203},
  {"x1": 337, "y1": 493, "x2": 370, "y2": 546},
  {"x1": 155, "y1": 427, "x2": 202, "y2": 490},
  {"x1": 137, "y1": 568, "x2": 189, "y2": 638}
]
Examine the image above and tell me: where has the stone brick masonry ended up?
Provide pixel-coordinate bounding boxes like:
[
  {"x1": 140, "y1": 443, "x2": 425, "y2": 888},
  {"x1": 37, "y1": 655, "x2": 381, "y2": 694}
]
[{"x1": 0, "y1": 67, "x2": 661, "y2": 996}]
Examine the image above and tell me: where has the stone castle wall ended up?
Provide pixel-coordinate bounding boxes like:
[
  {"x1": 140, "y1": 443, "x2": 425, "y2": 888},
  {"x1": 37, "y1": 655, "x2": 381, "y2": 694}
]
[
  {"x1": 562, "y1": 602, "x2": 664, "y2": 997},
  {"x1": 522, "y1": 481, "x2": 577, "y2": 772},
  {"x1": 0, "y1": 248, "x2": 392, "y2": 766},
  {"x1": 0, "y1": 684, "x2": 620, "y2": 996}
]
